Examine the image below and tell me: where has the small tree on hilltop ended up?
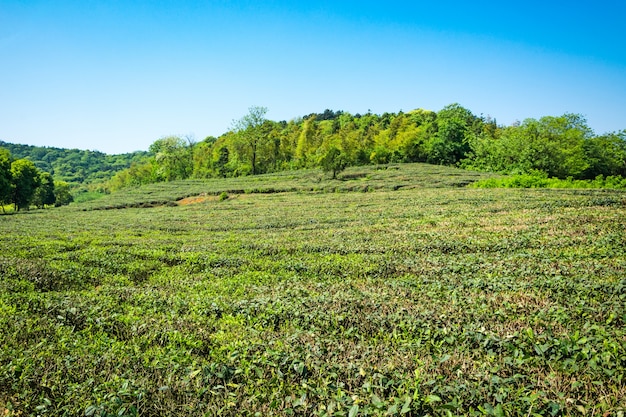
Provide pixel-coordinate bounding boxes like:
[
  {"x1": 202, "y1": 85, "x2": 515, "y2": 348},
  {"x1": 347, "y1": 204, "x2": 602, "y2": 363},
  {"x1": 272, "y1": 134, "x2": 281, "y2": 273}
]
[{"x1": 320, "y1": 146, "x2": 348, "y2": 179}]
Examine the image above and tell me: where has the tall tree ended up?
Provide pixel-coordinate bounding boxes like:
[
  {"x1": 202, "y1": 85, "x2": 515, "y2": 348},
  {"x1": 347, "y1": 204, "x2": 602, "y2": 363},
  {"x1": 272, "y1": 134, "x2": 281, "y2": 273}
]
[
  {"x1": 428, "y1": 104, "x2": 478, "y2": 165},
  {"x1": 150, "y1": 136, "x2": 194, "y2": 181},
  {"x1": 11, "y1": 159, "x2": 41, "y2": 211},
  {"x1": 0, "y1": 148, "x2": 12, "y2": 212},
  {"x1": 54, "y1": 181, "x2": 74, "y2": 207},
  {"x1": 232, "y1": 106, "x2": 268, "y2": 175},
  {"x1": 582, "y1": 131, "x2": 626, "y2": 178},
  {"x1": 33, "y1": 171, "x2": 56, "y2": 208}
]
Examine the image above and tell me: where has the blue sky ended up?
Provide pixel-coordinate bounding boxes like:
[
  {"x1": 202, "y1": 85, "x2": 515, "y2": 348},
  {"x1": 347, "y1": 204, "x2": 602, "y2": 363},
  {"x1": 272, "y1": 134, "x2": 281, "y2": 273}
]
[{"x1": 1, "y1": 1, "x2": 625, "y2": 154}]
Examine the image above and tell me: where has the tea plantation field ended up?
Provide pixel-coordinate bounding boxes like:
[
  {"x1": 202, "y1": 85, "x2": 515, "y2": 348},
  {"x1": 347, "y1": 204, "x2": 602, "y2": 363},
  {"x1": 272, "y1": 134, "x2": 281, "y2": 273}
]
[{"x1": 1, "y1": 165, "x2": 625, "y2": 416}]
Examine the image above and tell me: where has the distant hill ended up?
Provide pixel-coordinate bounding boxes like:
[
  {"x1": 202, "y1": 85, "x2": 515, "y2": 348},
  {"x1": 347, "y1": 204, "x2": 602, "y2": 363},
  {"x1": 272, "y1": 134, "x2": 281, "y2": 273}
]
[{"x1": 0, "y1": 140, "x2": 151, "y2": 185}]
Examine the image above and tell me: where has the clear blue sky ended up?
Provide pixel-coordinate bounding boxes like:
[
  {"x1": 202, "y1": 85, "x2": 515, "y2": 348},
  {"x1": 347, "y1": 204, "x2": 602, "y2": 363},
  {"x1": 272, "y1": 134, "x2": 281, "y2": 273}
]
[{"x1": 1, "y1": 1, "x2": 625, "y2": 154}]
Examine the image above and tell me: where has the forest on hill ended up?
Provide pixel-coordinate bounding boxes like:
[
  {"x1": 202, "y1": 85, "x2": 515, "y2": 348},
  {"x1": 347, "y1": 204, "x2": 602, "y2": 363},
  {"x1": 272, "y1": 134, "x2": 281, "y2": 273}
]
[
  {"x1": 108, "y1": 104, "x2": 626, "y2": 191},
  {"x1": 0, "y1": 142, "x2": 150, "y2": 211},
  {"x1": 0, "y1": 141, "x2": 150, "y2": 186},
  {"x1": 2, "y1": 103, "x2": 626, "y2": 199}
]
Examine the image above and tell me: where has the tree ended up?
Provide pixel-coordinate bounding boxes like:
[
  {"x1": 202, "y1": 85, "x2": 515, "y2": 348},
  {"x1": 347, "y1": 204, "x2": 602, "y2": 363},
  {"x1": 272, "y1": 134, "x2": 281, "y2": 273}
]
[
  {"x1": 33, "y1": 171, "x2": 56, "y2": 208},
  {"x1": 582, "y1": 131, "x2": 626, "y2": 178},
  {"x1": 54, "y1": 181, "x2": 74, "y2": 207},
  {"x1": 0, "y1": 148, "x2": 11, "y2": 212},
  {"x1": 149, "y1": 136, "x2": 194, "y2": 181},
  {"x1": 464, "y1": 113, "x2": 594, "y2": 178},
  {"x1": 531, "y1": 114, "x2": 591, "y2": 178},
  {"x1": 232, "y1": 106, "x2": 268, "y2": 175},
  {"x1": 427, "y1": 104, "x2": 479, "y2": 165},
  {"x1": 10, "y1": 159, "x2": 41, "y2": 211},
  {"x1": 320, "y1": 146, "x2": 348, "y2": 179},
  {"x1": 295, "y1": 115, "x2": 319, "y2": 167}
]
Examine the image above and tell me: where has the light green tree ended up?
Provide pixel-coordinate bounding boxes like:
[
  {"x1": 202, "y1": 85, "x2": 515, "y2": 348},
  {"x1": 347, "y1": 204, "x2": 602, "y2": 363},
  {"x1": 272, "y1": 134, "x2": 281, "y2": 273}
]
[
  {"x1": 295, "y1": 115, "x2": 319, "y2": 167},
  {"x1": 320, "y1": 146, "x2": 348, "y2": 179},
  {"x1": 150, "y1": 136, "x2": 194, "y2": 181},
  {"x1": 232, "y1": 106, "x2": 268, "y2": 175}
]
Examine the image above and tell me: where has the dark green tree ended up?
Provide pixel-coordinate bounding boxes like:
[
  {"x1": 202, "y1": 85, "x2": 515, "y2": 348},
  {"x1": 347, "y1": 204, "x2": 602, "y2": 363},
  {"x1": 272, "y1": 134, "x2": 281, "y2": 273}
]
[
  {"x1": 427, "y1": 104, "x2": 478, "y2": 165},
  {"x1": 582, "y1": 131, "x2": 626, "y2": 178},
  {"x1": 10, "y1": 159, "x2": 41, "y2": 211},
  {"x1": 215, "y1": 147, "x2": 230, "y2": 178},
  {"x1": 0, "y1": 148, "x2": 12, "y2": 212},
  {"x1": 33, "y1": 171, "x2": 56, "y2": 208},
  {"x1": 54, "y1": 181, "x2": 74, "y2": 207},
  {"x1": 464, "y1": 113, "x2": 594, "y2": 179}
]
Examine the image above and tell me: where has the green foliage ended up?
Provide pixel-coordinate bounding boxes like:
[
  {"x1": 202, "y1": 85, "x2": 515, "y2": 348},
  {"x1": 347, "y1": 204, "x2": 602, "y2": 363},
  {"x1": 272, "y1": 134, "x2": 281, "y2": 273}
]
[
  {"x1": 465, "y1": 114, "x2": 614, "y2": 180},
  {"x1": 231, "y1": 106, "x2": 269, "y2": 175},
  {"x1": 150, "y1": 136, "x2": 194, "y2": 181},
  {"x1": 320, "y1": 146, "x2": 348, "y2": 179},
  {"x1": 582, "y1": 131, "x2": 626, "y2": 178},
  {"x1": 54, "y1": 181, "x2": 74, "y2": 207},
  {"x1": 10, "y1": 158, "x2": 41, "y2": 210},
  {"x1": 101, "y1": 105, "x2": 626, "y2": 193},
  {"x1": 426, "y1": 103, "x2": 478, "y2": 165},
  {"x1": 471, "y1": 173, "x2": 626, "y2": 189},
  {"x1": 0, "y1": 148, "x2": 11, "y2": 210},
  {"x1": 32, "y1": 172, "x2": 56, "y2": 208},
  {"x1": 0, "y1": 140, "x2": 150, "y2": 186},
  {"x1": 1, "y1": 172, "x2": 625, "y2": 415}
]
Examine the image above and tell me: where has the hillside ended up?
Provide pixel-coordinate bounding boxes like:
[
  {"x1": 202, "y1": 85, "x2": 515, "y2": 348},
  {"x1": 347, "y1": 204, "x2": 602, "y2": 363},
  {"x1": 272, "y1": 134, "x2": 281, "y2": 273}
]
[
  {"x1": 77, "y1": 163, "x2": 496, "y2": 210},
  {"x1": 0, "y1": 140, "x2": 150, "y2": 185},
  {"x1": 1, "y1": 164, "x2": 625, "y2": 415}
]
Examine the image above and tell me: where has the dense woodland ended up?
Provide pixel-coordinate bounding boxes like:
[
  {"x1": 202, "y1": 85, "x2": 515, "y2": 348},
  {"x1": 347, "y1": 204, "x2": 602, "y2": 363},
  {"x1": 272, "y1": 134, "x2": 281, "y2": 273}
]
[
  {"x1": 0, "y1": 142, "x2": 149, "y2": 210},
  {"x1": 108, "y1": 104, "x2": 626, "y2": 191},
  {"x1": 0, "y1": 141, "x2": 149, "y2": 186}
]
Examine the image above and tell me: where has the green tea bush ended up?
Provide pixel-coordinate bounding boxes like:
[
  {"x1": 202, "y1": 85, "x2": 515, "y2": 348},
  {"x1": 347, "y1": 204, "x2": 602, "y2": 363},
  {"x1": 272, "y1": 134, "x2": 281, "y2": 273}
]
[
  {"x1": 471, "y1": 173, "x2": 626, "y2": 189},
  {"x1": 1, "y1": 169, "x2": 625, "y2": 416}
]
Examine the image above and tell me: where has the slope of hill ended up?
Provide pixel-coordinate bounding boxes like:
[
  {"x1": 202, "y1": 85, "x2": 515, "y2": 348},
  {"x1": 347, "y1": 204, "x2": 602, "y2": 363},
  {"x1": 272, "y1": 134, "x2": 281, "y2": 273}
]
[
  {"x1": 0, "y1": 140, "x2": 150, "y2": 185},
  {"x1": 76, "y1": 163, "x2": 496, "y2": 210},
  {"x1": 1, "y1": 168, "x2": 625, "y2": 415}
]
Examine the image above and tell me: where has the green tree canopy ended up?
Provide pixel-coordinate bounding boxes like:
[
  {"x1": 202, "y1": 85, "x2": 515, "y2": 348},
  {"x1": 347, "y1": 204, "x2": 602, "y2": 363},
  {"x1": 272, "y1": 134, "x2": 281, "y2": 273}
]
[
  {"x1": 33, "y1": 171, "x2": 56, "y2": 208},
  {"x1": 11, "y1": 159, "x2": 41, "y2": 211},
  {"x1": 54, "y1": 181, "x2": 74, "y2": 207},
  {"x1": 231, "y1": 106, "x2": 269, "y2": 175},
  {"x1": 320, "y1": 146, "x2": 348, "y2": 179},
  {"x1": 149, "y1": 136, "x2": 194, "y2": 181},
  {"x1": 0, "y1": 148, "x2": 12, "y2": 211}
]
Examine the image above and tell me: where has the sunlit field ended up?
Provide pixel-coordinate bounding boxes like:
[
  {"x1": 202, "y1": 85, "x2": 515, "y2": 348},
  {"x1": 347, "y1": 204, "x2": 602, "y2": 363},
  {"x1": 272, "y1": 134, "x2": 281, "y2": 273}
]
[{"x1": 1, "y1": 165, "x2": 625, "y2": 416}]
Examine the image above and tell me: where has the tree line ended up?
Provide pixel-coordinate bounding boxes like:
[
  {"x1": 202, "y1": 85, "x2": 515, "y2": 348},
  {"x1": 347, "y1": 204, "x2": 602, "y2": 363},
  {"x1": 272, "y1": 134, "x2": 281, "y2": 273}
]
[
  {"x1": 0, "y1": 140, "x2": 150, "y2": 186},
  {"x1": 0, "y1": 148, "x2": 73, "y2": 212},
  {"x1": 101, "y1": 104, "x2": 626, "y2": 190}
]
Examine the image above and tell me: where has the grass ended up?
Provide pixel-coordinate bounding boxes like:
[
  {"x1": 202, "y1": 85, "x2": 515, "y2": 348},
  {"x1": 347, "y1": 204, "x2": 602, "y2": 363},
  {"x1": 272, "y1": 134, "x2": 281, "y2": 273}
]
[{"x1": 0, "y1": 163, "x2": 625, "y2": 416}]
